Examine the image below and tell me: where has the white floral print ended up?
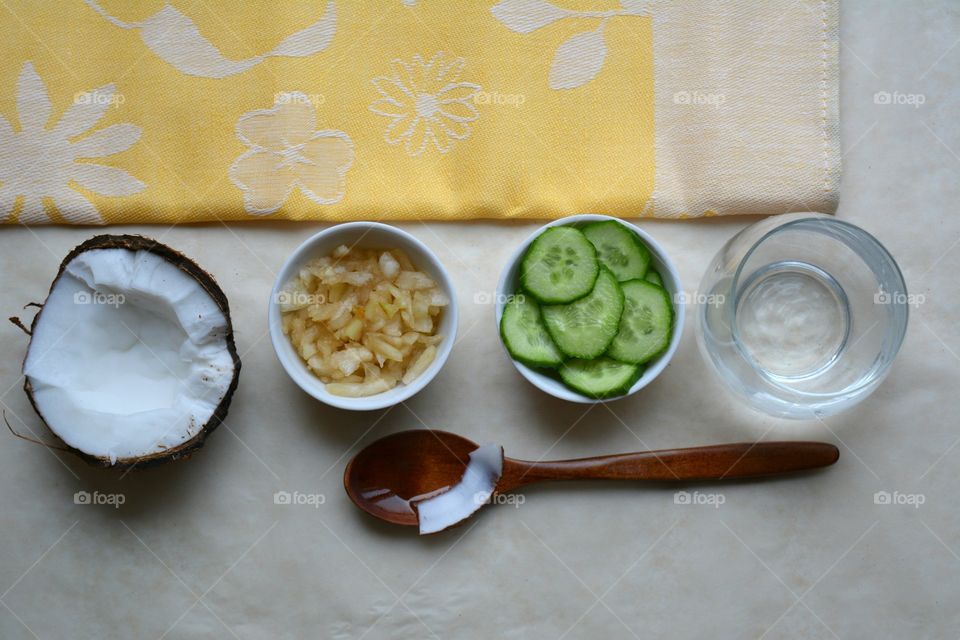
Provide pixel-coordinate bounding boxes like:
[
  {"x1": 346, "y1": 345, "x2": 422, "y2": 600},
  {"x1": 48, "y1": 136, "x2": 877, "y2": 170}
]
[
  {"x1": 82, "y1": 0, "x2": 337, "y2": 79},
  {"x1": 491, "y1": 0, "x2": 649, "y2": 90},
  {"x1": 0, "y1": 62, "x2": 145, "y2": 225},
  {"x1": 229, "y1": 94, "x2": 355, "y2": 215},
  {"x1": 369, "y1": 52, "x2": 481, "y2": 156}
]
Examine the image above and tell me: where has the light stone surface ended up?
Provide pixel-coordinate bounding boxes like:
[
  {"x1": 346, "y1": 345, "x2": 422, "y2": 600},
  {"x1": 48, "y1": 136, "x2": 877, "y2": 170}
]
[{"x1": 1, "y1": 2, "x2": 958, "y2": 638}]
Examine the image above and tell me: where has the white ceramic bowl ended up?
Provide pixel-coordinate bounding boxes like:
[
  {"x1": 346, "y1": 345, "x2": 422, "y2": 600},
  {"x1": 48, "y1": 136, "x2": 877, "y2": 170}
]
[
  {"x1": 495, "y1": 214, "x2": 684, "y2": 403},
  {"x1": 269, "y1": 222, "x2": 458, "y2": 411}
]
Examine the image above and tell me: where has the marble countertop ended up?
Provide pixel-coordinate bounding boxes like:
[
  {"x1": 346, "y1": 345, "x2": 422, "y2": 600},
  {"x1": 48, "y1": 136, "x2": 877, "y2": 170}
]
[{"x1": 1, "y1": 2, "x2": 958, "y2": 638}]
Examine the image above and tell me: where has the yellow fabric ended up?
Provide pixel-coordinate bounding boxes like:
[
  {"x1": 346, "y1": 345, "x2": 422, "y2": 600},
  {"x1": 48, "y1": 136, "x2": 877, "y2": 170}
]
[
  {"x1": 0, "y1": 1, "x2": 838, "y2": 225},
  {"x1": 0, "y1": 1, "x2": 653, "y2": 224}
]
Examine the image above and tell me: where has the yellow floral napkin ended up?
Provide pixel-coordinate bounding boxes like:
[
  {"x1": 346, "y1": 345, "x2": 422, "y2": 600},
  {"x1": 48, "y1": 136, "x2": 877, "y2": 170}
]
[{"x1": 0, "y1": 0, "x2": 839, "y2": 225}]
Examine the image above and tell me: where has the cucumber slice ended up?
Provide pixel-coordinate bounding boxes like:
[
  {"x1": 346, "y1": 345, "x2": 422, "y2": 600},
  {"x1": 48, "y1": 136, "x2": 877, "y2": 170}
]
[
  {"x1": 644, "y1": 269, "x2": 662, "y2": 286},
  {"x1": 500, "y1": 295, "x2": 564, "y2": 368},
  {"x1": 559, "y1": 357, "x2": 642, "y2": 398},
  {"x1": 607, "y1": 280, "x2": 673, "y2": 365},
  {"x1": 582, "y1": 221, "x2": 651, "y2": 282},
  {"x1": 542, "y1": 268, "x2": 624, "y2": 358},
  {"x1": 520, "y1": 227, "x2": 599, "y2": 304}
]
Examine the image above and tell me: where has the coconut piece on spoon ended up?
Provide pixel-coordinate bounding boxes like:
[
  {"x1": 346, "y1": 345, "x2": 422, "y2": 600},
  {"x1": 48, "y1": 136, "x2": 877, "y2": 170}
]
[
  {"x1": 415, "y1": 443, "x2": 503, "y2": 535},
  {"x1": 16, "y1": 235, "x2": 240, "y2": 469}
]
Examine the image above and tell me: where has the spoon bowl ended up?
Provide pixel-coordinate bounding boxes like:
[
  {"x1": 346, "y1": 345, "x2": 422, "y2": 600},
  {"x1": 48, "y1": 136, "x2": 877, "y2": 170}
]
[{"x1": 344, "y1": 430, "x2": 479, "y2": 526}]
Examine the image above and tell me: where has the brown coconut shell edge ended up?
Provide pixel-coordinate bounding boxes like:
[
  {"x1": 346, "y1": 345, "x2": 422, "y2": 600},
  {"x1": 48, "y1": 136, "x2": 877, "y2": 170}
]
[{"x1": 20, "y1": 234, "x2": 242, "y2": 470}]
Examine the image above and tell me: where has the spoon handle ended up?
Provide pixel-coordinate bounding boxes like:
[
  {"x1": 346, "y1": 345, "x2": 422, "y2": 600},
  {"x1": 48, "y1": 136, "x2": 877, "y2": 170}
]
[{"x1": 497, "y1": 442, "x2": 838, "y2": 491}]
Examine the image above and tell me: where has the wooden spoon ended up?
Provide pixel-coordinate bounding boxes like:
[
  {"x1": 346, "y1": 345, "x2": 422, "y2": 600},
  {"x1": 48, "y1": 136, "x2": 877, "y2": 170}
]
[{"x1": 343, "y1": 430, "x2": 839, "y2": 528}]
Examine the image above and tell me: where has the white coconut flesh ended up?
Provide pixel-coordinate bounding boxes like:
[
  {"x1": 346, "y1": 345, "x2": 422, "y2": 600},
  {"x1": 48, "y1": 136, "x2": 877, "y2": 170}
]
[
  {"x1": 24, "y1": 248, "x2": 236, "y2": 464},
  {"x1": 416, "y1": 443, "x2": 504, "y2": 535}
]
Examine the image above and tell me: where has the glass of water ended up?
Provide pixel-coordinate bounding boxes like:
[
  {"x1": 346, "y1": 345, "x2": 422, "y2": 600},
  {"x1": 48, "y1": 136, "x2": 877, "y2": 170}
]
[{"x1": 696, "y1": 213, "x2": 909, "y2": 419}]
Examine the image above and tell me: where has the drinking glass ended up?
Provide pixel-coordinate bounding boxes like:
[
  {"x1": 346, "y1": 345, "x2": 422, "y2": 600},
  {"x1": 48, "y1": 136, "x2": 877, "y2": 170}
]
[{"x1": 696, "y1": 213, "x2": 909, "y2": 419}]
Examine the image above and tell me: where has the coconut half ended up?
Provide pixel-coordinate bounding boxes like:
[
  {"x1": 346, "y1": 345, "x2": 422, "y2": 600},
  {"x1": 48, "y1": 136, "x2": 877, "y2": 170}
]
[{"x1": 17, "y1": 235, "x2": 240, "y2": 468}]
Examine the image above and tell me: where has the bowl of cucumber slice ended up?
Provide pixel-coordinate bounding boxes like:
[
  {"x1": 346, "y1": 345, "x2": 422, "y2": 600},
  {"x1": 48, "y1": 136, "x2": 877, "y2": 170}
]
[{"x1": 496, "y1": 214, "x2": 683, "y2": 403}]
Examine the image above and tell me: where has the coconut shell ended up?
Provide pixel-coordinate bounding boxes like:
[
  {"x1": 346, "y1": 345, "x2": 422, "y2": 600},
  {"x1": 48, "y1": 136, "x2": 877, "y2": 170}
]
[{"x1": 19, "y1": 234, "x2": 241, "y2": 470}]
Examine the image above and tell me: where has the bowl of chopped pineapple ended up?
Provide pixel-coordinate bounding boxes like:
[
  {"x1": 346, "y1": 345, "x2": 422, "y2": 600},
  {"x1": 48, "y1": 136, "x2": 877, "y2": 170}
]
[{"x1": 269, "y1": 222, "x2": 458, "y2": 410}]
